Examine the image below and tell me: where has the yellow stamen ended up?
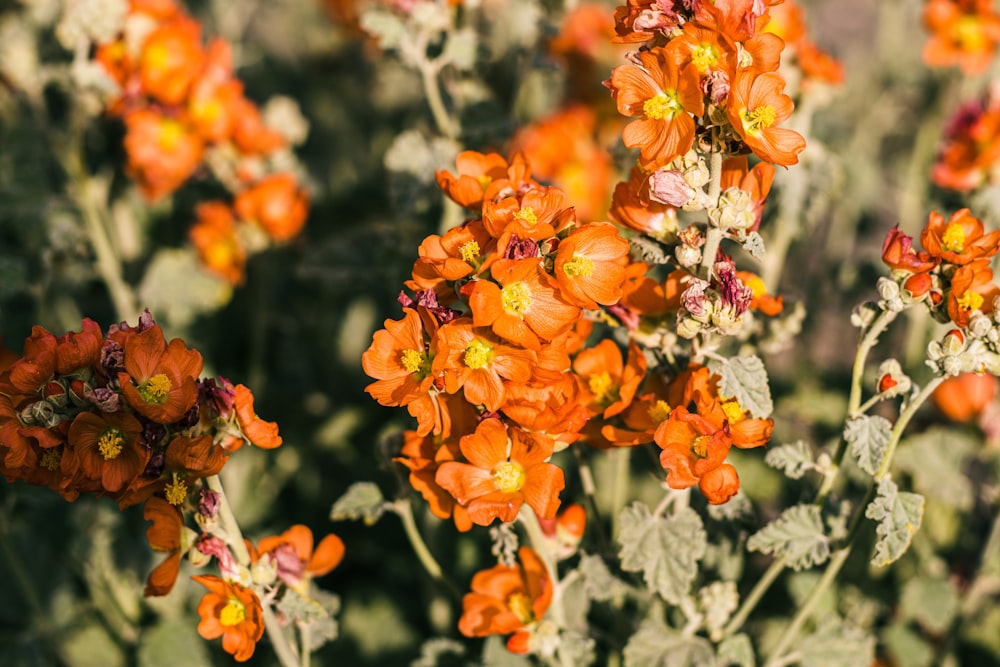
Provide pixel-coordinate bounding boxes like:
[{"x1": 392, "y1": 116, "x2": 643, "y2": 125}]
[
  {"x1": 98, "y1": 427, "x2": 125, "y2": 461},
  {"x1": 691, "y1": 435, "x2": 711, "y2": 459},
  {"x1": 562, "y1": 255, "x2": 594, "y2": 278},
  {"x1": 643, "y1": 92, "x2": 682, "y2": 120},
  {"x1": 742, "y1": 105, "x2": 778, "y2": 134},
  {"x1": 157, "y1": 119, "x2": 184, "y2": 152},
  {"x1": 41, "y1": 448, "x2": 61, "y2": 471},
  {"x1": 647, "y1": 400, "x2": 672, "y2": 424},
  {"x1": 459, "y1": 240, "x2": 481, "y2": 263},
  {"x1": 956, "y1": 15, "x2": 987, "y2": 51},
  {"x1": 501, "y1": 281, "x2": 532, "y2": 316},
  {"x1": 743, "y1": 274, "x2": 767, "y2": 299},
  {"x1": 506, "y1": 592, "x2": 535, "y2": 624},
  {"x1": 588, "y1": 372, "x2": 620, "y2": 407},
  {"x1": 138, "y1": 373, "x2": 172, "y2": 404},
  {"x1": 691, "y1": 43, "x2": 718, "y2": 72},
  {"x1": 958, "y1": 290, "x2": 984, "y2": 312},
  {"x1": 165, "y1": 477, "x2": 188, "y2": 506},
  {"x1": 476, "y1": 174, "x2": 493, "y2": 189},
  {"x1": 493, "y1": 461, "x2": 525, "y2": 493},
  {"x1": 463, "y1": 339, "x2": 494, "y2": 370},
  {"x1": 219, "y1": 599, "x2": 246, "y2": 627},
  {"x1": 942, "y1": 222, "x2": 966, "y2": 253},
  {"x1": 514, "y1": 207, "x2": 538, "y2": 226},
  {"x1": 400, "y1": 349, "x2": 427, "y2": 375},
  {"x1": 721, "y1": 399, "x2": 744, "y2": 424}
]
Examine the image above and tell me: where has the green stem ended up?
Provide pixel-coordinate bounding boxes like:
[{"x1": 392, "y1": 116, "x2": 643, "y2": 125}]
[
  {"x1": 390, "y1": 499, "x2": 461, "y2": 600},
  {"x1": 572, "y1": 446, "x2": 608, "y2": 553},
  {"x1": 207, "y1": 475, "x2": 299, "y2": 667},
  {"x1": 848, "y1": 309, "x2": 898, "y2": 417},
  {"x1": 419, "y1": 58, "x2": 459, "y2": 139},
  {"x1": 610, "y1": 446, "x2": 632, "y2": 540},
  {"x1": 698, "y1": 150, "x2": 725, "y2": 282},
  {"x1": 763, "y1": 377, "x2": 944, "y2": 665},
  {"x1": 300, "y1": 620, "x2": 311, "y2": 667},
  {"x1": 722, "y1": 556, "x2": 786, "y2": 638}
]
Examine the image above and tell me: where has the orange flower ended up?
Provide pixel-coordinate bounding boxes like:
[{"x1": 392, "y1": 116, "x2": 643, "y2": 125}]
[
  {"x1": 54, "y1": 318, "x2": 103, "y2": 376},
  {"x1": 882, "y1": 225, "x2": 939, "y2": 274},
  {"x1": 654, "y1": 406, "x2": 737, "y2": 504},
  {"x1": 553, "y1": 222, "x2": 631, "y2": 309},
  {"x1": 726, "y1": 70, "x2": 805, "y2": 166},
  {"x1": 947, "y1": 259, "x2": 999, "y2": 327},
  {"x1": 482, "y1": 187, "x2": 575, "y2": 241},
  {"x1": 609, "y1": 167, "x2": 678, "y2": 236},
  {"x1": 123, "y1": 109, "x2": 204, "y2": 201},
  {"x1": 433, "y1": 320, "x2": 536, "y2": 412},
  {"x1": 920, "y1": 208, "x2": 1000, "y2": 266},
  {"x1": 923, "y1": 0, "x2": 1000, "y2": 75},
  {"x1": 458, "y1": 546, "x2": 552, "y2": 648},
  {"x1": 720, "y1": 155, "x2": 775, "y2": 232},
  {"x1": 234, "y1": 173, "x2": 308, "y2": 242},
  {"x1": 609, "y1": 47, "x2": 704, "y2": 169},
  {"x1": 435, "y1": 151, "x2": 510, "y2": 209},
  {"x1": 363, "y1": 308, "x2": 436, "y2": 407},
  {"x1": 67, "y1": 411, "x2": 148, "y2": 493},
  {"x1": 737, "y1": 271, "x2": 783, "y2": 316},
  {"x1": 572, "y1": 339, "x2": 647, "y2": 420},
  {"x1": 193, "y1": 576, "x2": 265, "y2": 662},
  {"x1": 251, "y1": 525, "x2": 345, "y2": 590},
  {"x1": 187, "y1": 40, "x2": 243, "y2": 143},
  {"x1": 233, "y1": 384, "x2": 282, "y2": 450},
  {"x1": 407, "y1": 220, "x2": 495, "y2": 295},
  {"x1": 230, "y1": 97, "x2": 286, "y2": 155},
  {"x1": 932, "y1": 372, "x2": 998, "y2": 421},
  {"x1": 933, "y1": 102, "x2": 1000, "y2": 191},
  {"x1": 436, "y1": 418, "x2": 565, "y2": 525},
  {"x1": 470, "y1": 259, "x2": 581, "y2": 350},
  {"x1": 143, "y1": 496, "x2": 187, "y2": 596},
  {"x1": 189, "y1": 201, "x2": 246, "y2": 285},
  {"x1": 139, "y1": 16, "x2": 205, "y2": 105},
  {"x1": 667, "y1": 22, "x2": 737, "y2": 80},
  {"x1": 118, "y1": 325, "x2": 203, "y2": 424}
]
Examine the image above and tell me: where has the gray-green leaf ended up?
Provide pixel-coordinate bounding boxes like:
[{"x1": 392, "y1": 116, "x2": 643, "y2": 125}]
[
  {"x1": 718, "y1": 356, "x2": 773, "y2": 418},
  {"x1": 764, "y1": 441, "x2": 814, "y2": 479},
  {"x1": 741, "y1": 231, "x2": 765, "y2": 261},
  {"x1": 865, "y1": 476, "x2": 924, "y2": 567},
  {"x1": 623, "y1": 612, "x2": 715, "y2": 667},
  {"x1": 330, "y1": 482, "x2": 387, "y2": 525},
  {"x1": 747, "y1": 504, "x2": 829, "y2": 571},
  {"x1": 578, "y1": 552, "x2": 631, "y2": 602},
  {"x1": 844, "y1": 415, "x2": 892, "y2": 477},
  {"x1": 716, "y1": 634, "x2": 755, "y2": 667},
  {"x1": 618, "y1": 503, "x2": 707, "y2": 604},
  {"x1": 359, "y1": 9, "x2": 407, "y2": 50},
  {"x1": 796, "y1": 617, "x2": 875, "y2": 667}
]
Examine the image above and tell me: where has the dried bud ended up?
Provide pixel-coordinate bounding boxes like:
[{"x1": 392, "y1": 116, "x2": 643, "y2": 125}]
[{"x1": 648, "y1": 169, "x2": 695, "y2": 207}]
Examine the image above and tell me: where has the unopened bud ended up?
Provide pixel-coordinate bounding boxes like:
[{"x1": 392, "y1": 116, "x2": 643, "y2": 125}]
[
  {"x1": 851, "y1": 302, "x2": 879, "y2": 329},
  {"x1": 675, "y1": 244, "x2": 701, "y2": 267},
  {"x1": 903, "y1": 272, "x2": 932, "y2": 299},
  {"x1": 649, "y1": 169, "x2": 695, "y2": 207},
  {"x1": 878, "y1": 374, "x2": 897, "y2": 392},
  {"x1": 251, "y1": 556, "x2": 278, "y2": 587},
  {"x1": 969, "y1": 311, "x2": 992, "y2": 339},
  {"x1": 877, "y1": 277, "x2": 900, "y2": 301},
  {"x1": 943, "y1": 329, "x2": 966, "y2": 356},
  {"x1": 677, "y1": 316, "x2": 703, "y2": 339},
  {"x1": 710, "y1": 187, "x2": 756, "y2": 231}
]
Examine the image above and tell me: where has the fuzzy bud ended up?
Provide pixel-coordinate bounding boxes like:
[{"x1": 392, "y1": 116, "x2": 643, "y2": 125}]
[
  {"x1": 943, "y1": 329, "x2": 966, "y2": 356},
  {"x1": 676, "y1": 315, "x2": 704, "y2": 339},
  {"x1": 903, "y1": 272, "x2": 932, "y2": 299},
  {"x1": 675, "y1": 243, "x2": 702, "y2": 267},
  {"x1": 968, "y1": 311, "x2": 992, "y2": 339},
  {"x1": 877, "y1": 277, "x2": 900, "y2": 302},
  {"x1": 851, "y1": 302, "x2": 879, "y2": 329},
  {"x1": 709, "y1": 187, "x2": 756, "y2": 231},
  {"x1": 649, "y1": 169, "x2": 695, "y2": 207}
]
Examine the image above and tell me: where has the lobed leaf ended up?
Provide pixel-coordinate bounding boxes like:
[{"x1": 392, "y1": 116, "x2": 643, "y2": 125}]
[
  {"x1": 844, "y1": 415, "x2": 892, "y2": 477},
  {"x1": 865, "y1": 476, "x2": 924, "y2": 567},
  {"x1": 894, "y1": 427, "x2": 976, "y2": 511},
  {"x1": 716, "y1": 634, "x2": 755, "y2": 667},
  {"x1": 623, "y1": 613, "x2": 715, "y2": 667},
  {"x1": 795, "y1": 617, "x2": 876, "y2": 667},
  {"x1": 618, "y1": 503, "x2": 707, "y2": 604},
  {"x1": 741, "y1": 231, "x2": 765, "y2": 261},
  {"x1": 330, "y1": 482, "x2": 388, "y2": 525},
  {"x1": 718, "y1": 355, "x2": 773, "y2": 419},
  {"x1": 578, "y1": 552, "x2": 631, "y2": 602},
  {"x1": 629, "y1": 235, "x2": 674, "y2": 265},
  {"x1": 746, "y1": 504, "x2": 830, "y2": 571},
  {"x1": 764, "y1": 441, "x2": 815, "y2": 479}
]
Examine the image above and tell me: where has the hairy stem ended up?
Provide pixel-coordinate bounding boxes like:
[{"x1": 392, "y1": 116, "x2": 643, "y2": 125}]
[
  {"x1": 698, "y1": 150, "x2": 725, "y2": 282},
  {"x1": 390, "y1": 499, "x2": 461, "y2": 600}
]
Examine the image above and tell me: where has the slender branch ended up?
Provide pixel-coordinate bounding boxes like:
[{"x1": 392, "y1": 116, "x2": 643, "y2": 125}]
[
  {"x1": 848, "y1": 309, "x2": 898, "y2": 417},
  {"x1": 389, "y1": 499, "x2": 461, "y2": 600},
  {"x1": 572, "y1": 446, "x2": 608, "y2": 553},
  {"x1": 698, "y1": 150, "x2": 725, "y2": 282},
  {"x1": 610, "y1": 446, "x2": 632, "y2": 540},
  {"x1": 722, "y1": 556, "x2": 786, "y2": 637}
]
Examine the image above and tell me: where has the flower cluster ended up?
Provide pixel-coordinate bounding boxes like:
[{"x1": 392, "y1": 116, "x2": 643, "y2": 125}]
[
  {"x1": 933, "y1": 84, "x2": 1000, "y2": 192},
  {"x1": 93, "y1": 0, "x2": 309, "y2": 284},
  {"x1": 0, "y1": 310, "x2": 279, "y2": 508},
  {"x1": 923, "y1": 0, "x2": 1000, "y2": 75}
]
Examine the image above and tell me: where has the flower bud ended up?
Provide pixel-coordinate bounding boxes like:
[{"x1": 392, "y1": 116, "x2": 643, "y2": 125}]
[
  {"x1": 648, "y1": 169, "x2": 695, "y2": 207},
  {"x1": 943, "y1": 329, "x2": 966, "y2": 356},
  {"x1": 877, "y1": 277, "x2": 900, "y2": 302},
  {"x1": 710, "y1": 187, "x2": 756, "y2": 231},
  {"x1": 851, "y1": 302, "x2": 879, "y2": 328},
  {"x1": 676, "y1": 316, "x2": 703, "y2": 339},
  {"x1": 675, "y1": 243, "x2": 701, "y2": 267},
  {"x1": 878, "y1": 374, "x2": 897, "y2": 392},
  {"x1": 903, "y1": 272, "x2": 932, "y2": 299},
  {"x1": 251, "y1": 556, "x2": 278, "y2": 587},
  {"x1": 969, "y1": 311, "x2": 992, "y2": 339}
]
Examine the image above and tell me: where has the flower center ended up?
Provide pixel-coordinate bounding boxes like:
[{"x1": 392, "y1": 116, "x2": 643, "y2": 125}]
[
  {"x1": 476, "y1": 174, "x2": 493, "y2": 189},
  {"x1": 562, "y1": 255, "x2": 594, "y2": 278},
  {"x1": 165, "y1": 477, "x2": 188, "y2": 506},
  {"x1": 942, "y1": 222, "x2": 966, "y2": 253},
  {"x1": 643, "y1": 92, "x2": 682, "y2": 120},
  {"x1": 400, "y1": 349, "x2": 428, "y2": 375},
  {"x1": 460, "y1": 240, "x2": 481, "y2": 263},
  {"x1": 501, "y1": 281, "x2": 533, "y2": 316},
  {"x1": 721, "y1": 399, "x2": 744, "y2": 424},
  {"x1": 493, "y1": 461, "x2": 525, "y2": 493},
  {"x1": 691, "y1": 435, "x2": 711, "y2": 459},
  {"x1": 157, "y1": 119, "x2": 185, "y2": 152},
  {"x1": 742, "y1": 105, "x2": 777, "y2": 134},
  {"x1": 691, "y1": 43, "x2": 718, "y2": 71},
  {"x1": 219, "y1": 598, "x2": 246, "y2": 627},
  {"x1": 98, "y1": 427, "x2": 125, "y2": 460},
  {"x1": 647, "y1": 399, "x2": 672, "y2": 424},
  {"x1": 588, "y1": 371, "x2": 620, "y2": 407},
  {"x1": 41, "y1": 448, "x2": 61, "y2": 471},
  {"x1": 514, "y1": 207, "x2": 538, "y2": 226},
  {"x1": 506, "y1": 592, "x2": 535, "y2": 625},
  {"x1": 463, "y1": 339, "x2": 494, "y2": 370},
  {"x1": 955, "y1": 15, "x2": 987, "y2": 50},
  {"x1": 138, "y1": 373, "x2": 172, "y2": 404},
  {"x1": 958, "y1": 290, "x2": 984, "y2": 312}
]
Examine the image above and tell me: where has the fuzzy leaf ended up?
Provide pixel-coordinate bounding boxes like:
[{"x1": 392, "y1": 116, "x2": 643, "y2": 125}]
[
  {"x1": 138, "y1": 248, "x2": 232, "y2": 329},
  {"x1": 558, "y1": 631, "x2": 596, "y2": 666},
  {"x1": 618, "y1": 503, "x2": 707, "y2": 604},
  {"x1": 442, "y1": 29, "x2": 478, "y2": 71},
  {"x1": 482, "y1": 635, "x2": 532, "y2": 666},
  {"x1": 895, "y1": 427, "x2": 976, "y2": 510},
  {"x1": 578, "y1": 552, "x2": 631, "y2": 602},
  {"x1": 359, "y1": 9, "x2": 407, "y2": 49},
  {"x1": 865, "y1": 476, "x2": 924, "y2": 567},
  {"x1": 764, "y1": 441, "x2": 814, "y2": 479},
  {"x1": 411, "y1": 638, "x2": 467, "y2": 667},
  {"x1": 746, "y1": 504, "x2": 829, "y2": 571},
  {"x1": 741, "y1": 231, "x2": 765, "y2": 261},
  {"x1": 900, "y1": 576, "x2": 958, "y2": 634},
  {"x1": 277, "y1": 589, "x2": 328, "y2": 624},
  {"x1": 796, "y1": 617, "x2": 875, "y2": 667},
  {"x1": 623, "y1": 613, "x2": 714, "y2": 667},
  {"x1": 718, "y1": 356, "x2": 773, "y2": 418},
  {"x1": 330, "y1": 482, "x2": 387, "y2": 525},
  {"x1": 716, "y1": 634, "x2": 755, "y2": 667},
  {"x1": 629, "y1": 235, "x2": 674, "y2": 265},
  {"x1": 844, "y1": 415, "x2": 892, "y2": 477}
]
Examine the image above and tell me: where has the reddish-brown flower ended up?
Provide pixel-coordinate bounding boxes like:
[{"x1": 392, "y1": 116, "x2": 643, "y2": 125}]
[
  {"x1": 233, "y1": 384, "x2": 282, "y2": 450},
  {"x1": 193, "y1": 576, "x2": 265, "y2": 662},
  {"x1": 67, "y1": 411, "x2": 147, "y2": 493},
  {"x1": 118, "y1": 325, "x2": 203, "y2": 424},
  {"x1": 143, "y1": 496, "x2": 187, "y2": 596}
]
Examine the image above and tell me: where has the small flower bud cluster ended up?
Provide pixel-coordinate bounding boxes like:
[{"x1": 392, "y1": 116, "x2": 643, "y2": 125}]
[
  {"x1": 876, "y1": 359, "x2": 912, "y2": 398},
  {"x1": 927, "y1": 328, "x2": 1000, "y2": 376}
]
